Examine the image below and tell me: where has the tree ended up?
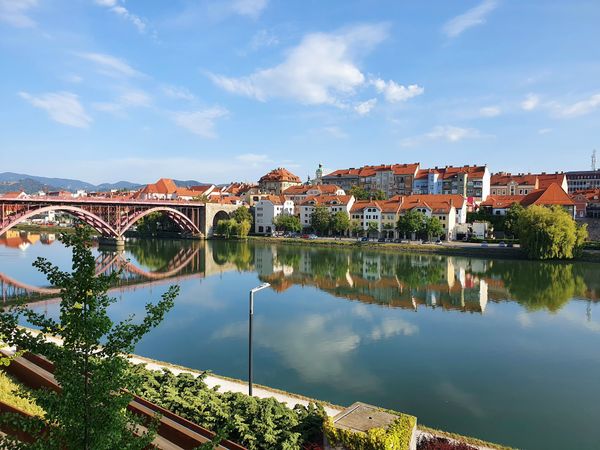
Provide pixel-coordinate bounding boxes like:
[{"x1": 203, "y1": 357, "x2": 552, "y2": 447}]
[
  {"x1": 237, "y1": 219, "x2": 251, "y2": 238},
  {"x1": 310, "y1": 205, "x2": 331, "y2": 235},
  {"x1": 0, "y1": 227, "x2": 178, "y2": 449},
  {"x1": 350, "y1": 220, "x2": 363, "y2": 237},
  {"x1": 396, "y1": 210, "x2": 425, "y2": 239},
  {"x1": 367, "y1": 221, "x2": 379, "y2": 237},
  {"x1": 422, "y1": 216, "x2": 444, "y2": 241},
  {"x1": 504, "y1": 203, "x2": 525, "y2": 238},
  {"x1": 273, "y1": 214, "x2": 301, "y2": 232},
  {"x1": 231, "y1": 206, "x2": 252, "y2": 225},
  {"x1": 216, "y1": 218, "x2": 250, "y2": 238},
  {"x1": 518, "y1": 205, "x2": 588, "y2": 259},
  {"x1": 330, "y1": 211, "x2": 350, "y2": 236},
  {"x1": 348, "y1": 186, "x2": 387, "y2": 201}
]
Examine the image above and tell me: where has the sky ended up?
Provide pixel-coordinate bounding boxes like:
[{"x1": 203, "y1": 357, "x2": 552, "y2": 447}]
[{"x1": 0, "y1": 0, "x2": 599, "y2": 185}]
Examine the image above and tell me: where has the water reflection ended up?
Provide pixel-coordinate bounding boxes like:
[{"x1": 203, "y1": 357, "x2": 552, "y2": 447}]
[{"x1": 1, "y1": 232, "x2": 599, "y2": 315}]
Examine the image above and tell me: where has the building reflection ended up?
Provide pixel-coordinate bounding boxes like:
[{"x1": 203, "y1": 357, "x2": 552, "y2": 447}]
[{"x1": 1, "y1": 234, "x2": 598, "y2": 313}]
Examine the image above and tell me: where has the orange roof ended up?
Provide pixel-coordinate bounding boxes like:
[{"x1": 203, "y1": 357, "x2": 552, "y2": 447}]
[
  {"x1": 323, "y1": 168, "x2": 361, "y2": 178},
  {"x1": 284, "y1": 184, "x2": 343, "y2": 195},
  {"x1": 300, "y1": 195, "x2": 353, "y2": 206},
  {"x1": 189, "y1": 184, "x2": 215, "y2": 194},
  {"x1": 259, "y1": 195, "x2": 287, "y2": 205},
  {"x1": 139, "y1": 178, "x2": 178, "y2": 195},
  {"x1": 480, "y1": 195, "x2": 525, "y2": 209},
  {"x1": 350, "y1": 200, "x2": 383, "y2": 212},
  {"x1": 441, "y1": 165, "x2": 487, "y2": 179},
  {"x1": 536, "y1": 173, "x2": 566, "y2": 189},
  {"x1": 490, "y1": 173, "x2": 538, "y2": 186},
  {"x1": 390, "y1": 194, "x2": 465, "y2": 207},
  {"x1": 1, "y1": 191, "x2": 26, "y2": 199},
  {"x1": 259, "y1": 168, "x2": 301, "y2": 183},
  {"x1": 520, "y1": 183, "x2": 575, "y2": 207}
]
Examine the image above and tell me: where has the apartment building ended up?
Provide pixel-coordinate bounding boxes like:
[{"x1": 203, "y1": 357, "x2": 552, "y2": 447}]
[
  {"x1": 283, "y1": 184, "x2": 345, "y2": 204},
  {"x1": 412, "y1": 165, "x2": 490, "y2": 204},
  {"x1": 481, "y1": 183, "x2": 576, "y2": 217},
  {"x1": 299, "y1": 195, "x2": 355, "y2": 229},
  {"x1": 135, "y1": 178, "x2": 197, "y2": 200},
  {"x1": 254, "y1": 195, "x2": 295, "y2": 234},
  {"x1": 321, "y1": 168, "x2": 360, "y2": 192},
  {"x1": 566, "y1": 170, "x2": 600, "y2": 193},
  {"x1": 258, "y1": 168, "x2": 302, "y2": 195},
  {"x1": 491, "y1": 172, "x2": 568, "y2": 196}
]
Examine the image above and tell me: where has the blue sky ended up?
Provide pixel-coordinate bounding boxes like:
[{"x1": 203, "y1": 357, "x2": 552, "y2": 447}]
[{"x1": 1, "y1": 0, "x2": 599, "y2": 184}]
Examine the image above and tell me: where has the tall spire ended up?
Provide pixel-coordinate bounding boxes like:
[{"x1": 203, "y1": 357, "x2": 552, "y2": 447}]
[{"x1": 592, "y1": 149, "x2": 597, "y2": 171}]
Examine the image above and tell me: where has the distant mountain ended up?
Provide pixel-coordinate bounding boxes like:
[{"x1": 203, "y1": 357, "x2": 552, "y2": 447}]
[
  {"x1": 0, "y1": 178, "x2": 59, "y2": 194},
  {"x1": 0, "y1": 172, "x2": 207, "y2": 194}
]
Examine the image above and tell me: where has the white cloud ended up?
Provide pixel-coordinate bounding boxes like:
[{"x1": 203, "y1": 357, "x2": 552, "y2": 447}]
[
  {"x1": 93, "y1": 89, "x2": 152, "y2": 115},
  {"x1": 371, "y1": 78, "x2": 424, "y2": 103},
  {"x1": 479, "y1": 106, "x2": 501, "y2": 117},
  {"x1": 0, "y1": 0, "x2": 37, "y2": 27},
  {"x1": 19, "y1": 91, "x2": 92, "y2": 128},
  {"x1": 369, "y1": 317, "x2": 418, "y2": 341},
  {"x1": 63, "y1": 74, "x2": 83, "y2": 84},
  {"x1": 172, "y1": 107, "x2": 229, "y2": 138},
  {"x1": 521, "y1": 93, "x2": 540, "y2": 111},
  {"x1": 162, "y1": 85, "x2": 195, "y2": 101},
  {"x1": 355, "y1": 98, "x2": 377, "y2": 115},
  {"x1": 557, "y1": 93, "x2": 600, "y2": 118},
  {"x1": 538, "y1": 128, "x2": 552, "y2": 135},
  {"x1": 95, "y1": 0, "x2": 148, "y2": 34},
  {"x1": 443, "y1": 0, "x2": 499, "y2": 38},
  {"x1": 230, "y1": 0, "x2": 268, "y2": 18},
  {"x1": 78, "y1": 52, "x2": 142, "y2": 78},
  {"x1": 210, "y1": 24, "x2": 389, "y2": 106},
  {"x1": 401, "y1": 125, "x2": 483, "y2": 146}
]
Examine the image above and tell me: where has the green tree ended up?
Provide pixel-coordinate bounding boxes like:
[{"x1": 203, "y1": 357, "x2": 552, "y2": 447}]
[
  {"x1": 367, "y1": 221, "x2": 379, "y2": 237},
  {"x1": 330, "y1": 211, "x2": 350, "y2": 236},
  {"x1": 273, "y1": 214, "x2": 301, "y2": 232},
  {"x1": 422, "y1": 216, "x2": 444, "y2": 241},
  {"x1": 396, "y1": 210, "x2": 425, "y2": 239},
  {"x1": 348, "y1": 186, "x2": 387, "y2": 201},
  {"x1": 237, "y1": 219, "x2": 251, "y2": 238},
  {"x1": 504, "y1": 203, "x2": 524, "y2": 238},
  {"x1": 231, "y1": 206, "x2": 253, "y2": 225},
  {"x1": 216, "y1": 218, "x2": 250, "y2": 238},
  {"x1": 0, "y1": 227, "x2": 178, "y2": 449},
  {"x1": 350, "y1": 220, "x2": 363, "y2": 237},
  {"x1": 310, "y1": 205, "x2": 331, "y2": 235},
  {"x1": 518, "y1": 205, "x2": 588, "y2": 259}
]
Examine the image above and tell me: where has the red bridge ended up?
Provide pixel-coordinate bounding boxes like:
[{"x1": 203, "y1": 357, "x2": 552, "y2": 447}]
[{"x1": 0, "y1": 196, "x2": 238, "y2": 240}]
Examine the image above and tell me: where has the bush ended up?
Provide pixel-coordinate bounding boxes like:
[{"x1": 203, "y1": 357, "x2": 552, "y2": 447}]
[
  {"x1": 323, "y1": 411, "x2": 416, "y2": 450},
  {"x1": 129, "y1": 365, "x2": 327, "y2": 450}
]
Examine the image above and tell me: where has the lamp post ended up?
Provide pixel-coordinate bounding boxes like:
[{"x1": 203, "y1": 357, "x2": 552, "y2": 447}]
[{"x1": 248, "y1": 282, "x2": 270, "y2": 396}]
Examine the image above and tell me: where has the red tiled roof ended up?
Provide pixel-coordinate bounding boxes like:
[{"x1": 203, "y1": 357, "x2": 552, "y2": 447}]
[
  {"x1": 283, "y1": 184, "x2": 343, "y2": 195},
  {"x1": 259, "y1": 168, "x2": 301, "y2": 183},
  {"x1": 490, "y1": 173, "x2": 538, "y2": 186},
  {"x1": 536, "y1": 173, "x2": 566, "y2": 189},
  {"x1": 260, "y1": 195, "x2": 288, "y2": 205},
  {"x1": 1, "y1": 191, "x2": 26, "y2": 199},
  {"x1": 521, "y1": 183, "x2": 575, "y2": 207},
  {"x1": 480, "y1": 195, "x2": 525, "y2": 209},
  {"x1": 300, "y1": 195, "x2": 352, "y2": 206}
]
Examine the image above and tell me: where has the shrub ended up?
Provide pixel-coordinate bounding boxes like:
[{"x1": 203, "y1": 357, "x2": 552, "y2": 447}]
[
  {"x1": 417, "y1": 436, "x2": 477, "y2": 450},
  {"x1": 129, "y1": 365, "x2": 327, "y2": 450}
]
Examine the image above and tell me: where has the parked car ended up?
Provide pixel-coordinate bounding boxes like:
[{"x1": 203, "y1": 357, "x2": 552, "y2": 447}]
[
  {"x1": 377, "y1": 237, "x2": 386, "y2": 242},
  {"x1": 499, "y1": 241, "x2": 507, "y2": 247},
  {"x1": 308, "y1": 234, "x2": 318, "y2": 239},
  {"x1": 507, "y1": 242, "x2": 514, "y2": 248},
  {"x1": 301, "y1": 234, "x2": 310, "y2": 239},
  {"x1": 481, "y1": 241, "x2": 488, "y2": 247},
  {"x1": 360, "y1": 237, "x2": 368, "y2": 242},
  {"x1": 435, "y1": 239, "x2": 443, "y2": 244},
  {"x1": 393, "y1": 238, "x2": 401, "y2": 243}
]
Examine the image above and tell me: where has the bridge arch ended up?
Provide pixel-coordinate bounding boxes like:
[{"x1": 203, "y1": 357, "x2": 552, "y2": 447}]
[
  {"x1": 0, "y1": 205, "x2": 118, "y2": 238},
  {"x1": 212, "y1": 210, "x2": 230, "y2": 228},
  {"x1": 119, "y1": 207, "x2": 201, "y2": 237}
]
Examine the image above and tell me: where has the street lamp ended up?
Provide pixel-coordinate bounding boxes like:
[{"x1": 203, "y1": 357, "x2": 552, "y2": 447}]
[{"x1": 248, "y1": 282, "x2": 270, "y2": 396}]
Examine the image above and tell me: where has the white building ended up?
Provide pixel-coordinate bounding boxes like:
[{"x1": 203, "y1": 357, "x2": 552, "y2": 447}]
[
  {"x1": 254, "y1": 195, "x2": 295, "y2": 234},
  {"x1": 298, "y1": 195, "x2": 355, "y2": 229}
]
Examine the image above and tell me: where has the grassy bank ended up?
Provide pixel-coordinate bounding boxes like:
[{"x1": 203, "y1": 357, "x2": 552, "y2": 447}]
[{"x1": 13, "y1": 224, "x2": 80, "y2": 234}]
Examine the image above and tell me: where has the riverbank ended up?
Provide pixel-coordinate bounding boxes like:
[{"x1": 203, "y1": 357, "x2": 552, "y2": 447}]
[
  {"x1": 5, "y1": 327, "x2": 512, "y2": 450},
  {"x1": 247, "y1": 235, "x2": 600, "y2": 263}
]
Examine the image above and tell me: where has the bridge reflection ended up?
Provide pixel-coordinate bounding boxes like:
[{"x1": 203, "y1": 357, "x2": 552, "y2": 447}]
[{"x1": 1, "y1": 234, "x2": 598, "y2": 313}]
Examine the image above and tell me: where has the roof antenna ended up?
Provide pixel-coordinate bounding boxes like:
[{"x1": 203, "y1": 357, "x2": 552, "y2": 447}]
[{"x1": 592, "y1": 149, "x2": 597, "y2": 171}]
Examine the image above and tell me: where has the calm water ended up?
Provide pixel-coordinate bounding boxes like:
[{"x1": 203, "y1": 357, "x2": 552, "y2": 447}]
[{"x1": 1, "y1": 231, "x2": 600, "y2": 450}]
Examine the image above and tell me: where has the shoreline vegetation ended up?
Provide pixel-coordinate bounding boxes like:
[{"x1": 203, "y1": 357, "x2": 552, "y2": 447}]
[{"x1": 12, "y1": 223, "x2": 600, "y2": 263}]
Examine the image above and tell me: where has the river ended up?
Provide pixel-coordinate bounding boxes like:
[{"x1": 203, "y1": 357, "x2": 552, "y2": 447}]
[{"x1": 1, "y1": 230, "x2": 599, "y2": 450}]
